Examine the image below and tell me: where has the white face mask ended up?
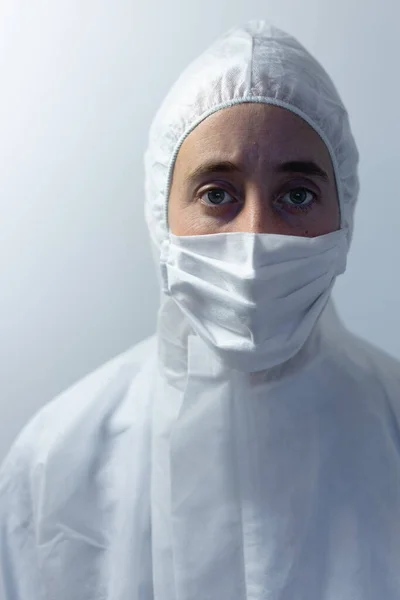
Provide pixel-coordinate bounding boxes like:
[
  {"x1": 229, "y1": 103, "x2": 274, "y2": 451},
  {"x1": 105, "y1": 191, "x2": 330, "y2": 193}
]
[{"x1": 160, "y1": 230, "x2": 348, "y2": 372}]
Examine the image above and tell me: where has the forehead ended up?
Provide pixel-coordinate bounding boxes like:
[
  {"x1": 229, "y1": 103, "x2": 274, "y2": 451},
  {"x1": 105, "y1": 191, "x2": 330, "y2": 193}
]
[{"x1": 174, "y1": 103, "x2": 334, "y2": 177}]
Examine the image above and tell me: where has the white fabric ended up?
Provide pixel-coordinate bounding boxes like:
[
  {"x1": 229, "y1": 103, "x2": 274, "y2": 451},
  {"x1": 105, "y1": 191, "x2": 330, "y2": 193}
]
[
  {"x1": 2, "y1": 19, "x2": 400, "y2": 600},
  {"x1": 161, "y1": 230, "x2": 348, "y2": 372}
]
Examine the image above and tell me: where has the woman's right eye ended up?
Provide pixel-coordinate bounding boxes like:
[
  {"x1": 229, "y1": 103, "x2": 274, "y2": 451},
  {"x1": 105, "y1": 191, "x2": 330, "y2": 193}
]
[{"x1": 199, "y1": 188, "x2": 235, "y2": 207}]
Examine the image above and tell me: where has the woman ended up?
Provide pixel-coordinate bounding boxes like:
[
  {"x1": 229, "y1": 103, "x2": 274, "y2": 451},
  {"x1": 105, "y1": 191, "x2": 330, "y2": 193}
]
[{"x1": 1, "y1": 19, "x2": 400, "y2": 600}]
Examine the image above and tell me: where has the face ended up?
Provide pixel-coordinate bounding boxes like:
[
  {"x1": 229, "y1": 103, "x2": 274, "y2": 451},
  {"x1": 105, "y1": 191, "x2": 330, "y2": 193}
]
[{"x1": 168, "y1": 103, "x2": 340, "y2": 237}]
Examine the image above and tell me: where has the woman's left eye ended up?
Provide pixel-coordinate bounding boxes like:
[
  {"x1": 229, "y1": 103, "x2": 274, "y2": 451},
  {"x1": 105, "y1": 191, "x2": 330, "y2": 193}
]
[{"x1": 280, "y1": 188, "x2": 316, "y2": 209}]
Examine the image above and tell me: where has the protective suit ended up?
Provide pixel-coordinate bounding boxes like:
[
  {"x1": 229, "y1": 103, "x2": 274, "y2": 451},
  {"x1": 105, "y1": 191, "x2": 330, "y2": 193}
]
[{"x1": 1, "y1": 19, "x2": 400, "y2": 600}]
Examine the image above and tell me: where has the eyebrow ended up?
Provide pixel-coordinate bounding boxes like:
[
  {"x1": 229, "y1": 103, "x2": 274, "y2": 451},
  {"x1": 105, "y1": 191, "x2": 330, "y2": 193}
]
[
  {"x1": 279, "y1": 160, "x2": 329, "y2": 181},
  {"x1": 186, "y1": 159, "x2": 329, "y2": 182}
]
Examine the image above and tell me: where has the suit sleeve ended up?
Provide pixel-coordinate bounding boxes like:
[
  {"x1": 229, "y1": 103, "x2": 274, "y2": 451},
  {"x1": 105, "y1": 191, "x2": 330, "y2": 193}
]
[{"x1": 0, "y1": 418, "x2": 46, "y2": 600}]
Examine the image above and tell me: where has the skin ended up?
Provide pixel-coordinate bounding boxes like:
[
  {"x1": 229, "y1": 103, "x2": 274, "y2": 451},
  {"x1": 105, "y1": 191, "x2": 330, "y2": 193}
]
[{"x1": 168, "y1": 103, "x2": 340, "y2": 237}]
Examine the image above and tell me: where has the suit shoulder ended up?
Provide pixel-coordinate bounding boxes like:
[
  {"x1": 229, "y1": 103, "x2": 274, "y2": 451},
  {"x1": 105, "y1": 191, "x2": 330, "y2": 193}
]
[{"x1": 0, "y1": 335, "x2": 156, "y2": 512}]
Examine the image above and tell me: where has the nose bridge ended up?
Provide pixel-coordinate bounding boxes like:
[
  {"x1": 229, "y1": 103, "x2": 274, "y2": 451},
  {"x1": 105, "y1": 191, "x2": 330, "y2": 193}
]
[{"x1": 236, "y1": 186, "x2": 272, "y2": 234}]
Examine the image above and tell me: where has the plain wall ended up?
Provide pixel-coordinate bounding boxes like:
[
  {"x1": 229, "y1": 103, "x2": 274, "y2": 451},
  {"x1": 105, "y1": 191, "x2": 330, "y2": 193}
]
[{"x1": 0, "y1": 0, "x2": 399, "y2": 462}]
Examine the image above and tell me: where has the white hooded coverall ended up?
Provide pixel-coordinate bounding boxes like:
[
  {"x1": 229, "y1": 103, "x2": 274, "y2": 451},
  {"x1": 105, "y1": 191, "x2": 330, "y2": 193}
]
[{"x1": 1, "y1": 20, "x2": 400, "y2": 600}]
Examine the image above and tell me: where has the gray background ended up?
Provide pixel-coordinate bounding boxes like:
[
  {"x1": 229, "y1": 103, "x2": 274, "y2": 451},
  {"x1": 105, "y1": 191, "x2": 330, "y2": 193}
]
[{"x1": 0, "y1": 0, "x2": 399, "y2": 462}]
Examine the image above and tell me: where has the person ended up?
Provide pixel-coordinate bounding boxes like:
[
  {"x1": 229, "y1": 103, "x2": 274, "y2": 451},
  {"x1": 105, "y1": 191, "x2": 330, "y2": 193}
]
[{"x1": 1, "y1": 18, "x2": 400, "y2": 600}]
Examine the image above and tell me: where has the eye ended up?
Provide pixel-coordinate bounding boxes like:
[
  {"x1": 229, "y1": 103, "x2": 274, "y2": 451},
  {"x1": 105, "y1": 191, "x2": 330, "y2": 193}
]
[
  {"x1": 279, "y1": 187, "x2": 316, "y2": 209},
  {"x1": 200, "y1": 188, "x2": 236, "y2": 207}
]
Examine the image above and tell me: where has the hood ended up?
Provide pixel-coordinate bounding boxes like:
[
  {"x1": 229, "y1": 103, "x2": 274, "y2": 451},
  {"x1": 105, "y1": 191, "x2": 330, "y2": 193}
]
[
  {"x1": 143, "y1": 19, "x2": 359, "y2": 378},
  {"x1": 143, "y1": 19, "x2": 359, "y2": 255}
]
